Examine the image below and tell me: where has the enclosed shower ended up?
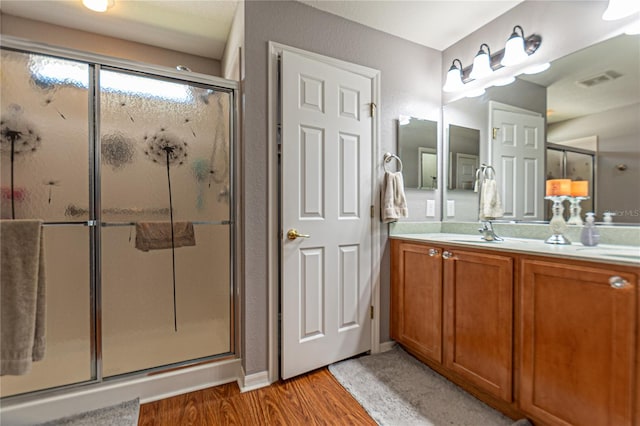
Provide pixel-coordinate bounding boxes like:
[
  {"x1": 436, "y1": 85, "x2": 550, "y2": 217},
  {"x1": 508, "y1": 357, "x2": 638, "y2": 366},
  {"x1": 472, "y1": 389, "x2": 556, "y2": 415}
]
[{"x1": 0, "y1": 40, "x2": 235, "y2": 399}]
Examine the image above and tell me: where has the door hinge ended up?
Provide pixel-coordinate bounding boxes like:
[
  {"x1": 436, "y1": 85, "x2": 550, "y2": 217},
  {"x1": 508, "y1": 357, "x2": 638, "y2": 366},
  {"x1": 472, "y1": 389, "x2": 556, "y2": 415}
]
[
  {"x1": 369, "y1": 102, "x2": 377, "y2": 117},
  {"x1": 370, "y1": 205, "x2": 374, "y2": 218},
  {"x1": 370, "y1": 305, "x2": 374, "y2": 319},
  {"x1": 492, "y1": 127, "x2": 499, "y2": 140}
]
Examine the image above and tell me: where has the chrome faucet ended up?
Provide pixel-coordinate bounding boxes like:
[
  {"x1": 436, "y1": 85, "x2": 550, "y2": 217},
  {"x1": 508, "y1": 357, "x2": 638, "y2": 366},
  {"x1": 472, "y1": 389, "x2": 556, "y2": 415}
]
[{"x1": 479, "y1": 220, "x2": 503, "y2": 242}]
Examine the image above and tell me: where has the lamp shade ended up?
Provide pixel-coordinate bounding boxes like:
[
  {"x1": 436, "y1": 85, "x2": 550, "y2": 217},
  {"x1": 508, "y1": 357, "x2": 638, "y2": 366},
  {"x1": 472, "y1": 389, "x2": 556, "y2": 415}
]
[
  {"x1": 469, "y1": 44, "x2": 493, "y2": 80},
  {"x1": 443, "y1": 60, "x2": 464, "y2": 92},
  {"x1": 501, "y1": 26, "x2": 528, "y2": 67}
]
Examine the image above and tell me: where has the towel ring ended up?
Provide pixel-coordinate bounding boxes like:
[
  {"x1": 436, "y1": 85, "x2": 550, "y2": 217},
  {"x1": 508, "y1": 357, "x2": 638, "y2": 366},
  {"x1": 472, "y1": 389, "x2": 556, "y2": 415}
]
[{"x1": 383, "y1": 152, "x2": 403, "y2": 173}]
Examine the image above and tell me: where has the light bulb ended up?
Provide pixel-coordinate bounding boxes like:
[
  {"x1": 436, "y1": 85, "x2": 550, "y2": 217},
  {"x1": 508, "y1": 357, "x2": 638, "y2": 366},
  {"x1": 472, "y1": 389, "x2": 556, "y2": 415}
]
[{"x1": 82, "y1": 0, "x2": 114, "y2": 12}]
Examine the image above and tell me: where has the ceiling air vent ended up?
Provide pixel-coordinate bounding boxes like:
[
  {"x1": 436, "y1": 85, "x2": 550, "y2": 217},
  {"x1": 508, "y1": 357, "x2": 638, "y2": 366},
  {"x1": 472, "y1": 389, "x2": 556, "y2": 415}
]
[{"x1": 576, "y1": 70, "x2": 623, "y2": 88}]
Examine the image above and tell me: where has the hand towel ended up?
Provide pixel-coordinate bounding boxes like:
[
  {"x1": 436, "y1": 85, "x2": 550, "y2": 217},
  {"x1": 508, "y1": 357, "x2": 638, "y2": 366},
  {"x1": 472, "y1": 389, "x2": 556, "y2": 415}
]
[
  {"x1": 1, "y1": 219, "x2": 46, "y2": 376},
  {"x1": 135, "y1": 221, "x2": 196, "y2": 251},
  {"x1": 381, "y1": 171, "x2": 408, "y2": 223},
  {"x1": 479, "y1": 178, "x2": 504, "y2": 220}
]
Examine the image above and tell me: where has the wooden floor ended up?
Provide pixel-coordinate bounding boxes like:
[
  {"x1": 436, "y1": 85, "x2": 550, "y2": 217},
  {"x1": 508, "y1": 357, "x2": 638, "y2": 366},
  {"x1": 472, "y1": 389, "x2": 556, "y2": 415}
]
[{"x1": 138, "y1": 367, "x2": 377, "y2": 425}]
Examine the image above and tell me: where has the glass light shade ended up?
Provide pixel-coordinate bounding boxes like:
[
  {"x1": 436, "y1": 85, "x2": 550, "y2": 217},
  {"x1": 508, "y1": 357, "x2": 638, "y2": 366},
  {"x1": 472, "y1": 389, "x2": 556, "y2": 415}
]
[
  {"x1": 602, "y1": 0, "x2": 640, "y2": 20},
  {"x1": 443, "y1": 66, "x2": 464, "y2": 92},
  {"x1": 82, "y1": 0, "x2": 114, "y2": 12},
  {"x1": 501, "y1": 35, "x2": 528, "y2": 66},
  {"x1": 469, "y1": 52, "x2": 493, "y2": 80}
]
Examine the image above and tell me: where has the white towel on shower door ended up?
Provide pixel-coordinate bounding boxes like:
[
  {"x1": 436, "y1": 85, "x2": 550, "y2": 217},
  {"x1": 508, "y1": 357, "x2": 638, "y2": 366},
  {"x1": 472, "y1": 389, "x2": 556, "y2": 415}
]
[{"x1": 479, "y1": 178, "x2": 504, "y2": 220}]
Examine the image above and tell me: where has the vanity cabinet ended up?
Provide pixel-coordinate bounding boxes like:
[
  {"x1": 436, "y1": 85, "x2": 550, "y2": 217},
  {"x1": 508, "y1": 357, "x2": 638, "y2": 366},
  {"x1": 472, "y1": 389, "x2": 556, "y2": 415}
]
[
  {"x1": 390, "y1": 237, "x2": 639, "y2": 425},
  {"x1": 519, "y1": 259, "x2": 637, "y2": 426},
  {"x1": 390, "y1": 240, "x2": 514, "y2": 401}
]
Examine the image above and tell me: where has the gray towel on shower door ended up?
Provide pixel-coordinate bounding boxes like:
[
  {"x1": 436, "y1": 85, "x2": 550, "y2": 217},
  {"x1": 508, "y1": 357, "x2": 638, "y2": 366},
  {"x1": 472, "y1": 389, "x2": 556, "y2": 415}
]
[
  {"x1": 135, "y1": 221, "x2": 196, "y2": 251},
  {"x1": 0, "y1": 219, "x2": 46, "y2": 376}
]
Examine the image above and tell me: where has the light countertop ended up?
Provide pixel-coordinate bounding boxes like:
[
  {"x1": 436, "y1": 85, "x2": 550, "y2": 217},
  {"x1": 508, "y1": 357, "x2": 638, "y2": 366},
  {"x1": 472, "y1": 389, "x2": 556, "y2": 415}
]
[{"x1": 390, "y1": 233, "x2": 640, "y2": 267}]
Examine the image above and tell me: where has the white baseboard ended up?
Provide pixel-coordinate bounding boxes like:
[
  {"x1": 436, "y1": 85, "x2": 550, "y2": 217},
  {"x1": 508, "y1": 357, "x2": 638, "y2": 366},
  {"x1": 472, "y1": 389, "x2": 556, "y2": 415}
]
[
  {"x1": 1, "y1": 358, "x2": 241, "y2": 426},
  {"x1": 379, "y1": 340, "x2": 397, "y2": 352},
  {"x1": 238, "y1": 368, "x2": 271, "y2": 393}
]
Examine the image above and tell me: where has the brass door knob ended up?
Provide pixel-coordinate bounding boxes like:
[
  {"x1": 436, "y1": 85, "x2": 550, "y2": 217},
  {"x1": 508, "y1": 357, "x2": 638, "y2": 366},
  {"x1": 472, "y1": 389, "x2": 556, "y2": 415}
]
[{"x1": 287, "y1": 229, "x2": 310, "y2": 240}]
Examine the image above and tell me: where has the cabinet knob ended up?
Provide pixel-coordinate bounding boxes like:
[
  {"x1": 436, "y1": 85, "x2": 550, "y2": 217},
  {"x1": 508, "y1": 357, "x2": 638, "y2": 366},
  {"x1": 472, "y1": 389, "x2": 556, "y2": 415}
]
[
  {"x1": 609, "y1": 276, "x2": 629, "y2": 289},
  {"x1": 442, "y1": 251, "x2": 453, "y2": 260},
  {"x1": 428, "y1": 248, "x2": 440, "y2": 257}
]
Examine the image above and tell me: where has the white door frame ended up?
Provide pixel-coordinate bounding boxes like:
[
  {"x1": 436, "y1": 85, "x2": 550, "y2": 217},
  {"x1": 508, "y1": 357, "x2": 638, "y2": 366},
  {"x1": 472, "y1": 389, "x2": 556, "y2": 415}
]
[{"x1": 267, "y1": 42, "x2": 381, "y2": 383}]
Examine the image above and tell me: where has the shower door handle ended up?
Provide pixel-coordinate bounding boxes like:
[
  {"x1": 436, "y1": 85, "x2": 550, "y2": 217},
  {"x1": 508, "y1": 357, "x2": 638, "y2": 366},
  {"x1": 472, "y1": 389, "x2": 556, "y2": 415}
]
[{"x1": 287, "y1": 229, "x2": 310, "y2": 240}]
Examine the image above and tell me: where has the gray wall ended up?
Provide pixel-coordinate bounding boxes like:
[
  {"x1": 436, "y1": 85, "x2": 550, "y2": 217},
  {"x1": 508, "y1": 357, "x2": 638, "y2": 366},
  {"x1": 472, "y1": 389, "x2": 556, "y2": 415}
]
[{"x1": 243, "y1": 0, "x2": 442, "y2": 374}]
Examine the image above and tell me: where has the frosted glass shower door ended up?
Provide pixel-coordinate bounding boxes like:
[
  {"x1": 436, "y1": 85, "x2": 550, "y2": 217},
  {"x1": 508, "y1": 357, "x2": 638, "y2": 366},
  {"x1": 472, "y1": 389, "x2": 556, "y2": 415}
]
[
  {"x1": 1, "y1": 49, "x2": 93, "y2": 397},
  {"x1": 99, "y1": 69, "x2": 232, "y2": 376}
]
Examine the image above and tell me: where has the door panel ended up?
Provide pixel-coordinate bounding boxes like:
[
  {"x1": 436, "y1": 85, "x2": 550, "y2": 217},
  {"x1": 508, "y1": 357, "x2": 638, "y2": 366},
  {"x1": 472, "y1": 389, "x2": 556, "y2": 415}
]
[
  {"x1": 520, "y1": 260, "x2": 636, "y2": 425},
  {"x1": 391, "y1": 241, "x2": 443, "y2": 363},
  {"x1": 281, "y1": 50, "x2": 373, "y2": 379},
  {"x1": 443, "y1": 250, "x2": 513, "y2": 401}
]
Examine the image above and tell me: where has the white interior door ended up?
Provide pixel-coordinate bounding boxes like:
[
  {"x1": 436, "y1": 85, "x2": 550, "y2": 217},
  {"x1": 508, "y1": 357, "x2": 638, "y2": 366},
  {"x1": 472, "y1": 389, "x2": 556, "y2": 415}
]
[
  {"x1": 280, "y1": 50, "x2": 373, "y2": 379},
  {"x1": 491, "y1": 109, "x2": 545, "y2": 220}
]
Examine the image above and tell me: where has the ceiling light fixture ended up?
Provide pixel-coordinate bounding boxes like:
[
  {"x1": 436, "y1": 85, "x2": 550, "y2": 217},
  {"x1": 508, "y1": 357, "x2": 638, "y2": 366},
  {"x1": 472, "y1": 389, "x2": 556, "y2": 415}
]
[
  {"x1": 602, "y1": 0, "x2": 640, "y2": 20},
  {"x1": 469, "y1": 44, "x2": 493, "y2": 80},
  {"x1": 443, "y1": 59, "x2": 464, "y2": 93},
  {"x1": 82, "y1": 0, "x2": 115, "y2": 13}
]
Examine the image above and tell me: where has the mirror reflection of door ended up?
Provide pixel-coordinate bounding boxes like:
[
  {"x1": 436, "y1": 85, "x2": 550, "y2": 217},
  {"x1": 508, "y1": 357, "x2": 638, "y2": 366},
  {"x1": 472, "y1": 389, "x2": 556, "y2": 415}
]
[
  {"x1": 418, "y1": 147, "x2": 437, "y2": 189},
  {"x1": 448, "y1": 124, "x2": 480, "y2": 190},
  {"x1": 456, "y1": 153, "x2": 478, "y2": 190}
]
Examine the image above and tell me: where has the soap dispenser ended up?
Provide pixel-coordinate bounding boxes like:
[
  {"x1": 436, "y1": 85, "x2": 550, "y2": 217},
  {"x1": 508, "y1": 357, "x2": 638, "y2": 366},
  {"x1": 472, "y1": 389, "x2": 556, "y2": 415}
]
[{"x1": 581, "y1": 212, "x2": 599, "y2": 246}]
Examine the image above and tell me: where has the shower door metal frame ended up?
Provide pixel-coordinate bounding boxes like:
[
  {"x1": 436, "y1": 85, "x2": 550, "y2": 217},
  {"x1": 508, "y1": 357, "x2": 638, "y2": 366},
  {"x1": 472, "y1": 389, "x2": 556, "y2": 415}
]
[{"x1": 0, "y1": 36, "x2": 239, "y2": 402}]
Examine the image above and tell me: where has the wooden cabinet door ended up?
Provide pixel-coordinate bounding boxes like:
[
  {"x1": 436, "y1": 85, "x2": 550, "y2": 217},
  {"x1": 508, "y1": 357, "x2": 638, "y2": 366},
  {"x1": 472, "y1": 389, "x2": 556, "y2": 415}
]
[
  {"x1": 391, "y1": 240, "x2": 443, "y2": 363},
  {"x1": 520, "y1": 259, "x2": 637, "y2": 426},
  {"x1": 443, "y1": 249, "x2": 513, "y2": 401}
]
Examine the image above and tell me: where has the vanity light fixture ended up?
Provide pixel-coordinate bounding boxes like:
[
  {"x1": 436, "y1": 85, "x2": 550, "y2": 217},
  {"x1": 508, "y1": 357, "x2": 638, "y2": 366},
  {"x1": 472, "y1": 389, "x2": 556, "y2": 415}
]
[
  {"x1": 602, "y1": 0, "x2": 640, "y2": 20},
  {"x1": 501, "y1": 25, "x2": 529, "y2": 66},
  {"x1": 82, "y1": 0, "x2": 115, "y2": 12},
  {"x1": 442, "y1": 25, "x2": 541, "y2": 93},
  {"x1": 443, "y1": 59, "x2": 464, "y2": 93},
  {"x1": 469, "y1": 44, "x2": 493, "y2": 80}
]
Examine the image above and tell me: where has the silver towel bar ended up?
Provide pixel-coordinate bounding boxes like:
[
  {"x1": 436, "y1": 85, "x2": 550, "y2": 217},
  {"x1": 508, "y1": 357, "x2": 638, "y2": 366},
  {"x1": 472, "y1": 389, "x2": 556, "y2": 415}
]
[{"x1": 383, "y1": 152, "x2": 403, "y2": 173}]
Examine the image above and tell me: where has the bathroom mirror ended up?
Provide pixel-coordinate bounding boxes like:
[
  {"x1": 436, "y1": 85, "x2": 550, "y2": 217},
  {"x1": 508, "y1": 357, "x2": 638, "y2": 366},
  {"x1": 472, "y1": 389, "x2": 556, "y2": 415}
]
[
  {"x1": 443, "y1": 33, "x2": 640, "y2": 223},
  {"x1": 397, "y1": 116, "x2": 438, "y2": 190},
  {"x1": 448, "y1": 124, "x2": 480, "y2": 191}
]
